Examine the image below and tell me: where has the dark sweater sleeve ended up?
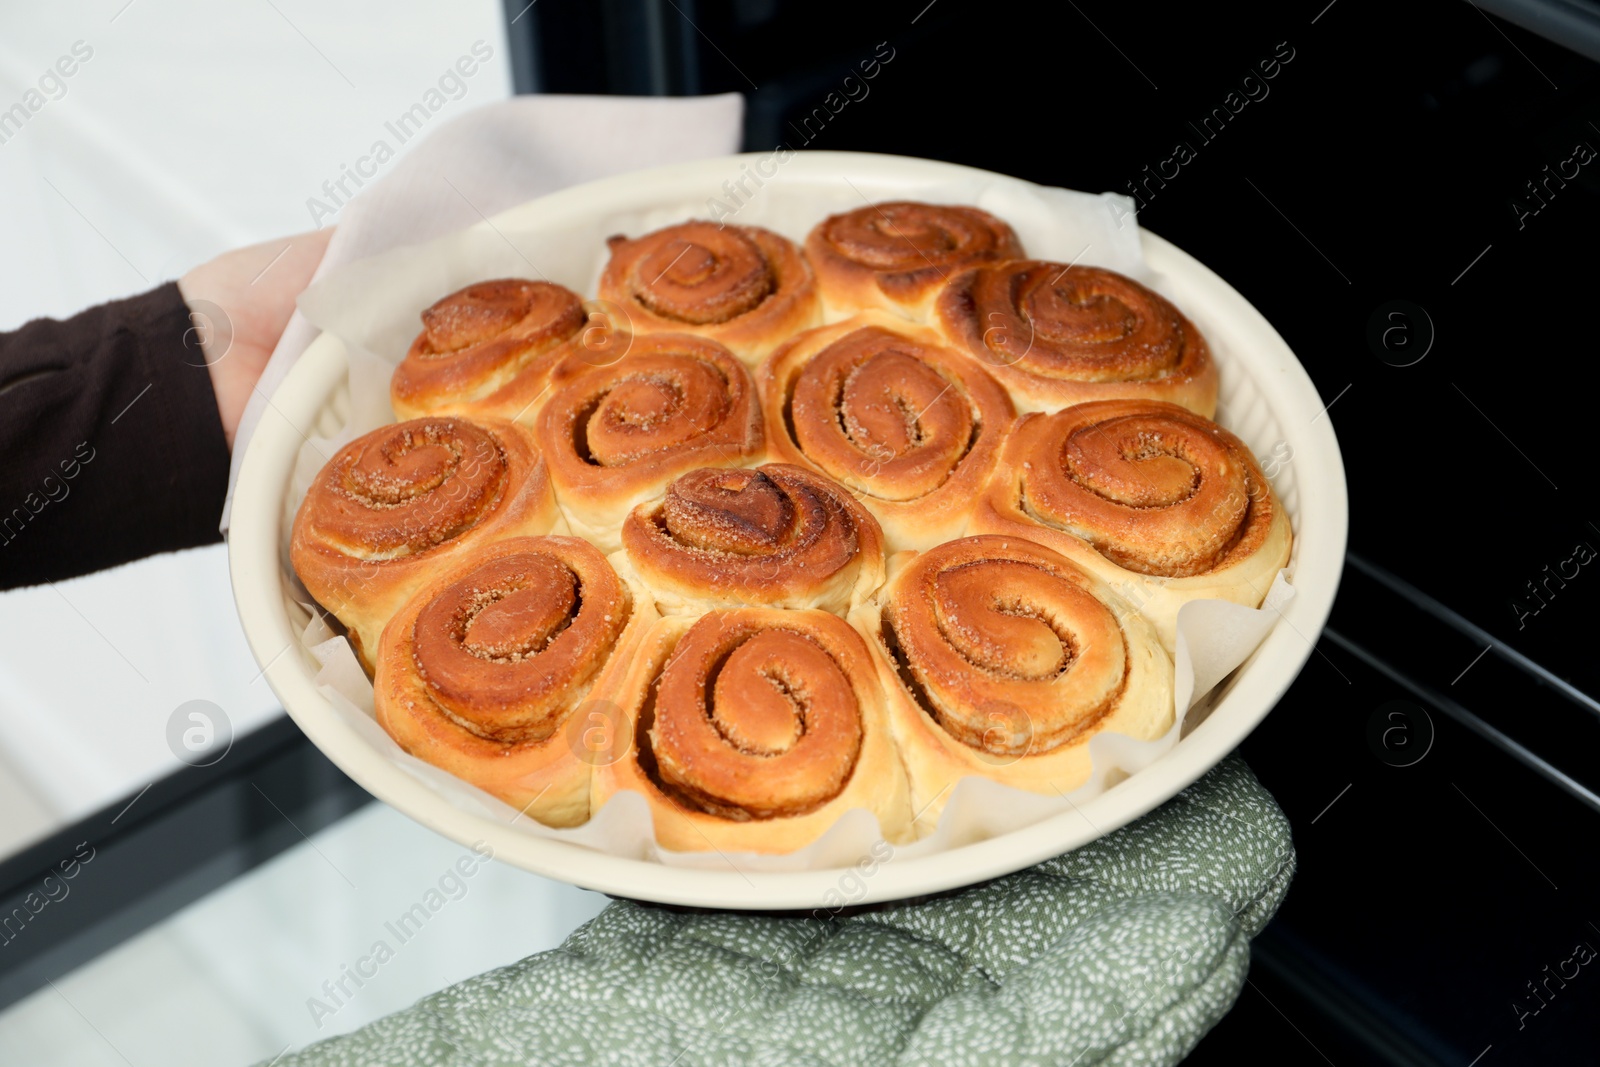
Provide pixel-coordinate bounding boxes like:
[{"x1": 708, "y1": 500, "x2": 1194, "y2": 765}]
[{"x1": 0, "y1": 282, "x2": 231, "y2": 590}]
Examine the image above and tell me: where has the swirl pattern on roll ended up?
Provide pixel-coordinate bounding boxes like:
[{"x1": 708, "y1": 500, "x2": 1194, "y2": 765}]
[
  {"x1": 390, "y1": 280, "x2": 589, "y2": 420},
  {"x1": 410, "y1": 544, "x2": 629, "y2": 743},
  {"x1": 598, "y1": 221, "x2": 819, "y2": 363},
  {"x1": 879, "y1": 536, "x2": 1131, "y2": 757},
  {"x1": 937, "y1": 262, "x2": 1218, "y2": 415},
  {"x1": 290, "y1": 417, "x2": 558, "y2": 667},
  {"x1": 309, "y1": 419, "x2": 508, "y2": 556},
  {"x1": 535, "y1": 334, "x2": 763, "y2": 545},
  {"x1": 806, "y1": 201, "x2": 1023, "y2": 318},
  {"x1": 621, "y1": 463, "x2": 884, "y2": 613},
  {"x1": 648, "y1": 612, "x2": 866, "y2": 820},
  {"x1": 1007, "y1": 400, "x2": 1276, "y2": 578},
  {"x1": 374, "y1": 536, "x2": 636, "y2": 826},
  {"x1": 761, "y1": 314, "x2": 1013, "y2": 550}
]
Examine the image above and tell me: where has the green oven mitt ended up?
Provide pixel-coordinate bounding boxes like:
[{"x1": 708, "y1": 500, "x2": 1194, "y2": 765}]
[{"x1": 270, "y1": 756, "x2": 1293, "y2": 1067}]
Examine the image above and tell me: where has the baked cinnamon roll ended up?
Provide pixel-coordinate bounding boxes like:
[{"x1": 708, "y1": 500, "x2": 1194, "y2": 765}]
[
  {"x1": 619, "y1": 463, "x2": 884, "y2": 616},
  {"x1": 853, "y1": 536, "x2": 1172, "y2": 829},
  {"x1": 375, "y1": 536, "x2": 649, "y2": 826},
  {"x1": 289, "y1": 417, "x2": 560, "y2": 668},
  {"x1": 591, "y1": 607, "x2": 912, "y2": 852},
  {"x1": 937, "y1": 261, "x2": 1218, "y2": 415},
  {"x1": 973, "y1": 400, "x2": 1292, "y2": 650},
  {"x1": 759, "y1": 312, "x2": 1015, "y2": 551},
  {"x1": 806, "y1": 201, "x2": 1023, "y2": 322},
  {"x1": 534, "y1": 333, "x2": 764, "y2": 551},
  {"x1": 390, "y1": 279, "x2": 625, "y2": 423},
  {"x1": 598, "y1": 221, "x2": 819, "y2": 365}
]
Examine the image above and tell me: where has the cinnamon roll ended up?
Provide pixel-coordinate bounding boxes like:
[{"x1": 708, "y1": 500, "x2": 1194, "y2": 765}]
[
  {"x1": 759, "y1": 312, "x2": 1015, "y2": 551},
  {"x1": 375, "y1": 536, "x2": 650, "y2": 826},
  {"x1": 591, "y1": 607, "x2": 912, "y2": 852},
  {"x1": 936, "y1": 261, "x2": 1218, "y2": 415},
  {"x1": 290, "y1": 417, "x2": 560, "y2": 668},
  {"x1": 853, "y1": 536, "x2": 1172, "y2": 829},
  {"x1": 598, "y1": 221, "x2": 819, "y2": 365},
  {"x1": 391, "y1": 279, "x2": 625, "y2": 423},
  {"x1": 805, "y1": 201, "x2": 1023, "y2": 322},
  {"x1": 534, "y1": 332, "x2": 764, "y2": 551},
  {"x1": 619, "y1": 463, "x2": 884, "y2": 615},
  {"x1": 973, "y1": 400, "x2": 1292, "y2": 650}
]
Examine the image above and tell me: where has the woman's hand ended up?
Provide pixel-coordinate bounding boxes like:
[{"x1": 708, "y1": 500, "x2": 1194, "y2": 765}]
[{"x1": 178, "y1": 227, "x2": 333, "y2": 449}]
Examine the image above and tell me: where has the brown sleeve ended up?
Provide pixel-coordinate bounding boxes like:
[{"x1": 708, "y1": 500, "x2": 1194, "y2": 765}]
[{"x1": 0, "y1": 282, "x2": 230, "y2": 589}]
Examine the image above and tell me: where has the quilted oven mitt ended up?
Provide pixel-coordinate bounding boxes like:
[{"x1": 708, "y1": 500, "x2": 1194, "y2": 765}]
[{"x1": 269, "y1": 757, "x2": 1293, "y2": 1067}]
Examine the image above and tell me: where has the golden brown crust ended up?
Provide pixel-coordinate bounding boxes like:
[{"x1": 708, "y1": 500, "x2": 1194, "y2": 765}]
[
  {"x1": 619, "y1": 463, "x2": 884, "y2": 615},
  {"x1": 598, "y1": 221, "x2": 820, "y2": 365},
  {"x1": 591, "y1": 607, "x2": 913, "y2": 852},
  {"x1": 289, "y1": 417, "x2": 561, "y2": 668},
  {"x1": 851, "y1": 536, "x2": 1172, "y2": 830},
  {"x1": 374, "y1": 536, "x2": 654, "y2": 827},
  {"x1": 390, "y1": 279, "x2": 616, "y2": 424},
  {"x1": 936, "y1": 262, "x2": 1218, "y2": 415},
  {"x1": 806, "y1": 202, "x2": 1023, "y2": 321},
  {"x1": 973, "y1": 400, "x2": 1292, "y2": 650},
  {"x1": 534, "y1": 333, "x2": 765, "y2": 550},
  {"x1": 759, "y1": 312, "x2": 1015, "y2": 551}
]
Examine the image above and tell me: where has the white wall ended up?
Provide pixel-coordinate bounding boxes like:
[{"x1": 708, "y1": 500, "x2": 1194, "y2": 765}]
[{"x1": 0, "y1": 0, "x2": 513, "y2": 853}]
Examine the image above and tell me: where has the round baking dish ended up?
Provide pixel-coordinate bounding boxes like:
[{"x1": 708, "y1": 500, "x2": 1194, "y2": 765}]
[{"x1": 229, "y1": 151, "x2": 1347, "y2": 909}]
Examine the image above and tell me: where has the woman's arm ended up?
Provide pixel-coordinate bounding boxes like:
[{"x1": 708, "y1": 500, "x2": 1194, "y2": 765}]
[{"x1": 0, "y1": 229, "x2": 329, "y2": 590}]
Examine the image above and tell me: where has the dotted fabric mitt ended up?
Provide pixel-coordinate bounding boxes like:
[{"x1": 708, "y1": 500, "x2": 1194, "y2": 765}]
[{"x1": 267, "y1": 757, "x2": 1294, "y2": 1067}]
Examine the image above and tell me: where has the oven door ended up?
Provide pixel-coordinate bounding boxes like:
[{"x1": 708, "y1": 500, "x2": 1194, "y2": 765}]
[{"x1": 506, "y1": 0, "x2": 1600, "y2": 1060}]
